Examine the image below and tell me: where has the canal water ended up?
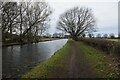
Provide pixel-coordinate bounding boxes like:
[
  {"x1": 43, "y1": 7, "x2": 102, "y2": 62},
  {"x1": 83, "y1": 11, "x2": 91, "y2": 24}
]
[{"x1": 2, "y1": 39, "x2": 68, "y2": 78}]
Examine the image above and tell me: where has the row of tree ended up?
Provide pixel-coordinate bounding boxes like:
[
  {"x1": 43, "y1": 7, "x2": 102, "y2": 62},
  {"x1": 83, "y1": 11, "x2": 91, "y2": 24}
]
[
  {"x1": 86, "y1": 33, "x2": 116, "y2": 38},
  {"x1": 0, "y1": 1, "x2": 52, "y2": 44}
]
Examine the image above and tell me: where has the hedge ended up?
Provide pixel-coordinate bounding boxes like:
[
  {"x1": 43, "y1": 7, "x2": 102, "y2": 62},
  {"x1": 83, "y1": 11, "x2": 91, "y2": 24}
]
[{"x1": 80, "y1": 38, "x2": 120, "y2": 56}]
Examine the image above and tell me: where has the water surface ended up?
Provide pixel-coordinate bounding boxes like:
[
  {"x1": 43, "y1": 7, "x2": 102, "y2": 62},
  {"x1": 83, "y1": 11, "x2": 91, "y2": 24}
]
[{"x1": 2, "y1": 39, "x2": 68, "y2": 78}]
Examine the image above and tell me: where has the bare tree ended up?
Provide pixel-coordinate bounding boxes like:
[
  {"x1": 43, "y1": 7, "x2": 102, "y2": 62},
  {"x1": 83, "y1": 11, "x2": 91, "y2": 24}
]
[
  {"x1": 82, "y1": 34, "x2": 86, "y2": 38},
  {"x1": 1, "y1": 2, "x2": 28, "y2": 43},
  {"x1": 21, "y1": 2, "x2": 52, "y2": 42},
  {"x1": 1, "y1": 2, "x2": 19, "y2": 42},
  {"x1": 88, "y1": 33, "x2": 94, "y2": 38},
  {"x1": 57, "y1": 7, "x2": 96, "y2": 40},
  {"x1": 103, "y1": 34, "x2": 108, "y2": 38},
  {"x1": 32, "y1": 2, "x2": 51, "y2": 42},
  {"x1": 13, "y1": 2, "x2": 28, "y2": 43},
  {"x1": 22, "y1": 2, "x2": 52, "y2": 36},
  {"x1": 118, "y1": 33, "x2": 120, "y2": 38},
  {"x1": 110, "y1": 33, "x2": 115, "y2": 39},
  {"x1": 1, "y1": 1, "x2": 52, "y2": 43},
  {"x1": 0, "y1": 2, "x2": 3, "y2": 29},
  {"x1": 96, "y1": 34, "x2": 101, "y2": 38}
]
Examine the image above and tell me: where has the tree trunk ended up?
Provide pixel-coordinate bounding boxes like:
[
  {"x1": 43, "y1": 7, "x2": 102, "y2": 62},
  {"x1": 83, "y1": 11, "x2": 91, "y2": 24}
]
[
  {"x1": 10, "y1": 24, "x2": 12, "y2": 43},
  {"x1": 27, "y1": 30, "x2": 32, "y2": 43},
  {"x1": 2, "y1": 32, "x2": 5, "y2": 43},
  {"x1": 72, "y1": 35, "x2": 79, "y2": 41},
  {"x1": 20, "y1": 5, "x2": 23, "y2": 44}
]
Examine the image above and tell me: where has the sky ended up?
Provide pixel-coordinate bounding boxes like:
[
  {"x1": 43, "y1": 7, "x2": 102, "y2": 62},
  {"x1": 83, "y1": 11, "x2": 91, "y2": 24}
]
[
  {"x1": 44, "y1": 0, "x2": 119, "y2": 37},
  {"x1": 9, "y1": 0, "x2": 119, "y2": 36}
]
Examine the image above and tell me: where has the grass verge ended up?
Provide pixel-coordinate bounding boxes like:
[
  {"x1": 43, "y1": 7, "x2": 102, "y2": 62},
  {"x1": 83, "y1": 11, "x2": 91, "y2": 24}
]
[
  {"x1": 76, "y1": 41, "x2": 119, "y2": 78},
  {"x1": 22, "y1": 40, "x2": 72, "y2": 78}
]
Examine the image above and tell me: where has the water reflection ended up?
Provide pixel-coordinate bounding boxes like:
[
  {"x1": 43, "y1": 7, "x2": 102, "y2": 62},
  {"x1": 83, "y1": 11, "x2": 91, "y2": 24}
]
[{"x1": 2, "y1": 39, "x2": 68, "y2": 78}]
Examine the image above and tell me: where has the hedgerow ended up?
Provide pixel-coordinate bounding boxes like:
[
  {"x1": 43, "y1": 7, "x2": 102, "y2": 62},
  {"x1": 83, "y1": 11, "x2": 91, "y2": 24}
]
[{"x1": 80, "y1": 38, "x2": 120, "y2": 56}]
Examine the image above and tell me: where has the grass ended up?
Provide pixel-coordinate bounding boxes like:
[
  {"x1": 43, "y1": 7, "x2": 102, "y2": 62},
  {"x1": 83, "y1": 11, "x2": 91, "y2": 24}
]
[
  {"x1": 76, "y1": 41, "x2": 119, "y2": 78},
  {"x1": 22, "y1": 40, "x2": 72, "y2": 78},
  {"x1": 105, "y1": 39, "x2": 119, "y2": 42}
]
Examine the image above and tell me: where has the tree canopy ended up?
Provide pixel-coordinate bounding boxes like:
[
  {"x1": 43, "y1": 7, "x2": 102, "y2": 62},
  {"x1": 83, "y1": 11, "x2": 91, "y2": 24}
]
[
  {"x1": 1, "y1": 1, "x2": 52, "y2": 43},
  {"x1": 57, "y1": 7, "x2": 96, "y2": 40}
]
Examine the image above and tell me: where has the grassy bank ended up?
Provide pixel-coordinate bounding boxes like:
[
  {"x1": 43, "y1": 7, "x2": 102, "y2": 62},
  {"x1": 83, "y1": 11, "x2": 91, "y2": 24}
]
[
  {"x1": 2, "y1": 38, "x2": 61, "y2": 47},
  {"x1": 76, "y1": 41, "x2": 119, "y2": 78},
  {"x1": 22, "y1": 40, "x2": 72, "y2": 78}
]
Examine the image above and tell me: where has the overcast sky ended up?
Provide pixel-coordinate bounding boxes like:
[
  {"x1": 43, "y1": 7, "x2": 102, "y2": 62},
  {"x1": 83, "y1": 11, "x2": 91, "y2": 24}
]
[{"x1": 44, "y1": 0, "x2": 118, "y2": 37}]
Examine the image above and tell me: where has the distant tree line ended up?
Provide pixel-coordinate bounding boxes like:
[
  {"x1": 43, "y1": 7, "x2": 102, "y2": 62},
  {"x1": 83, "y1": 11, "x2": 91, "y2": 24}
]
[
  {"x1": 82, "y1": 33, "x2": 117, "y2": 39},
  {"x1": 0, "y1": 1, "x2": 52, "y2": 44},
  {"x1": 95, "y1": 33, "x2": 116, "y2": 38}
]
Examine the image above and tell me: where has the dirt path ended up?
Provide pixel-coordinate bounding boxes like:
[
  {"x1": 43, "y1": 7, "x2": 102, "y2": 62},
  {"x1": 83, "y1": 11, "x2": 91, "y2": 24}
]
[
  {"x1": 69, "y1": 41, "x2": 79, "y2": 78},
  {"x1": 69, "y1": 41, "x2": 96, "y2": 78}
]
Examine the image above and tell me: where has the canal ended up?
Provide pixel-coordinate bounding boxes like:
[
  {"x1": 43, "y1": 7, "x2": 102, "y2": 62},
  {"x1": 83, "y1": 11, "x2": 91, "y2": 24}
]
[{"x1": 2, "y1": 39, "x2": 68, "y2": 78}]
